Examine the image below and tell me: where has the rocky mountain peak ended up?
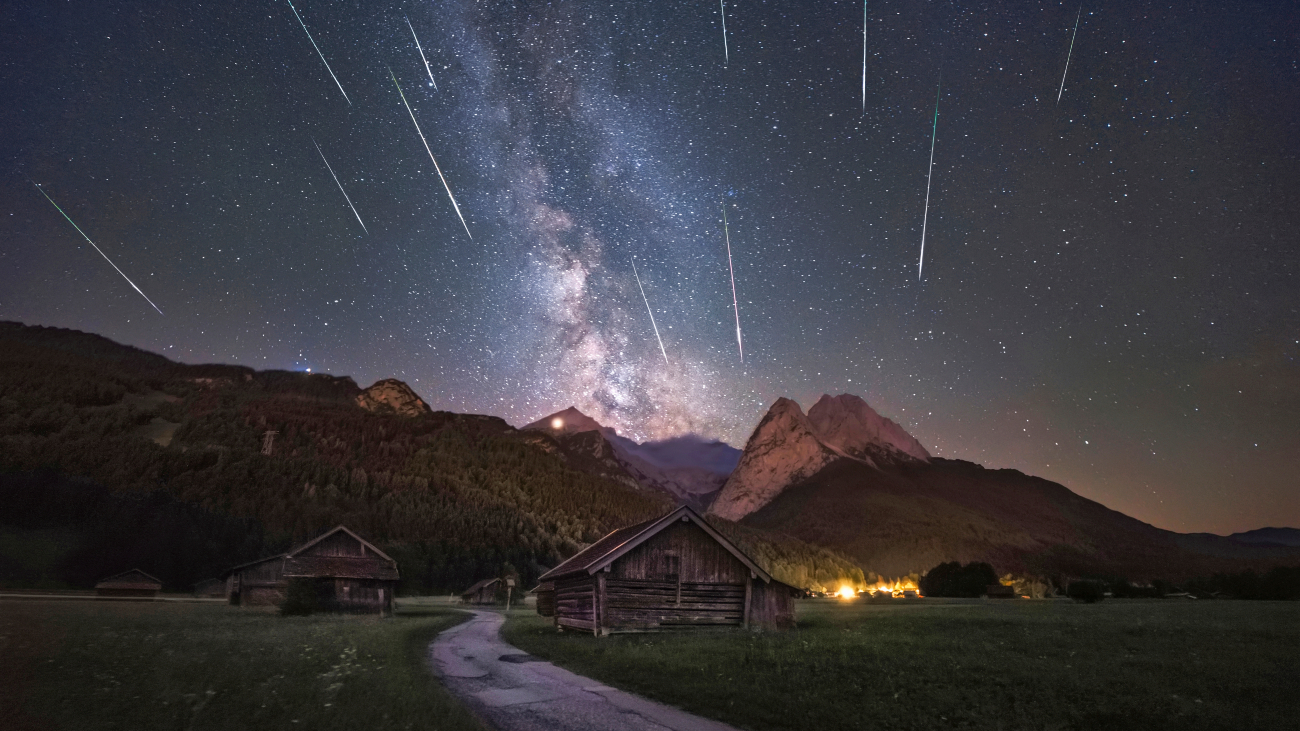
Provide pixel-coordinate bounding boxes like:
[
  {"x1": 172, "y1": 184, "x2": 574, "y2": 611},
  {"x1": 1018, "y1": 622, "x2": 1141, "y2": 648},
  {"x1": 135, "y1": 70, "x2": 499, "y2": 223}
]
[
  {"x1": 709, "y1": 397, "x2": 840, "y2": 521},
  {"x1": 522, "y1": 407, "x2": 606, "y2": 435},
  {"x1": 806, "y1": 394, "x2": 931, "y2": 464},
  {"x1": 355, "y1": 379, "x2": 432, "y2": 417}
]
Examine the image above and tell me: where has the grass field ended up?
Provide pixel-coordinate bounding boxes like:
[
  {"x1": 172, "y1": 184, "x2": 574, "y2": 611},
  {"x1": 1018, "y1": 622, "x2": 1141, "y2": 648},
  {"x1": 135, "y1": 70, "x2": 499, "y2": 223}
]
[
  {"x1": 0, "y1": 597, "x2": 486, "y2": 731},
  {"x1": 503, "y1": 598, "x2": 1300, "y2": 731}
]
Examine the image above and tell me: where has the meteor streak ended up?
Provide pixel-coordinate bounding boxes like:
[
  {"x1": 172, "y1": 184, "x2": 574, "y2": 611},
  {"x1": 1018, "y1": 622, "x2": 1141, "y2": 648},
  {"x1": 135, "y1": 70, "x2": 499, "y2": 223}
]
[
  {"x1": 862, "y1": 0, "x2": 868, "y2": 112},
  {"x1": 405, "y1": 16, "x2": 438, "y2": 90},
  {"x1": 1057, "y1": 7, "x2": 1081, "y2": 104},
  {"x1": 722, "y1": 205, "x2": 743, "y2": 362},
  {"x1": 31, "y1": 182, "x2": 163, "y2": 315},
  {"x1": 918, "y1": 76, "x2": 940, "y2": 281},
  {"x1": 312, "y1": 138, "x2": 367, "y2": 234},
  {"x1": 389, "y1": 68, "x2": 472, "y2": 239},
  {"x1": 285, "y1": 0, "x2": 350, "y2": 106},
  {"x1": 631, "y1": 259, "x2": 669, "y2": 366},
  {"x1": 719, "y1": 0, "x2": 729, "y2": 63}
]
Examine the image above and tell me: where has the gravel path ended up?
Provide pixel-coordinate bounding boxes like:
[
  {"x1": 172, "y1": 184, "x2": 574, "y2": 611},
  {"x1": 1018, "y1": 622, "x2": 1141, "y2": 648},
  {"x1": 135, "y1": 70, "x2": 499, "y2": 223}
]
[{"x1": 430, "y1": 610, "x2": 744, "y2": 731}]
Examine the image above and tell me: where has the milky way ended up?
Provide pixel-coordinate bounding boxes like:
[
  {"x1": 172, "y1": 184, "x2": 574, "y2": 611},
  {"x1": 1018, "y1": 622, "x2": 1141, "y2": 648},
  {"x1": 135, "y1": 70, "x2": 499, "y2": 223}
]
[{"x1": 2, "y1": 0, "x2": 1297, "y2": 534}]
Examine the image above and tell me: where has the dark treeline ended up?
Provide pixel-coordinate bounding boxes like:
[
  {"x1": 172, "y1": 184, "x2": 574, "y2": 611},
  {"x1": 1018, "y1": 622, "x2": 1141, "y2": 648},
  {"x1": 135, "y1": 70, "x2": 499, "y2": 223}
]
[
  {"x1": 0, "y1": 471, "x2": 281, "y2": 590},
  {"x1": 918, "y1": 561, "x2": 1000, "y2": 597}
]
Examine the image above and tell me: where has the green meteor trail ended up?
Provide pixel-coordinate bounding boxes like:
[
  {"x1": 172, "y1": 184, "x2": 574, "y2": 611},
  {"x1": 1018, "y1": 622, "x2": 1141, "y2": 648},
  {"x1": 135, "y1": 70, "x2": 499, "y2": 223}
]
[{"x1": 32, "y1": 182, "x2": 163, "y2": 315}]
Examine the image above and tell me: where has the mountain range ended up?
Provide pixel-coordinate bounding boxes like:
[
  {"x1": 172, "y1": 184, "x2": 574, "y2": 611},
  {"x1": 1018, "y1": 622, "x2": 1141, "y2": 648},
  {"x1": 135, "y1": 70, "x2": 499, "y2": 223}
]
[
  {"x1": 521, "y1": 407, "x2": 741, "y2": 509},
  {"x1": 1, "y1": 320, "x2": 1296, "y2": 589},
  {"x1": 525, "y1": 394, "x2": 1300, "y2": 581}
]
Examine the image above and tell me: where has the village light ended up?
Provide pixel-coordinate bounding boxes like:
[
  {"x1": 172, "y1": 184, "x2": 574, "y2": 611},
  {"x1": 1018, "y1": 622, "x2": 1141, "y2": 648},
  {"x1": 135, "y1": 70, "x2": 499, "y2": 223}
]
[
  {"x1": 551, "y1": 417, "x2": 563, "y2": 429},
  {"x1": 837, "y1": 586, "x2": 856, "y2": 600}
]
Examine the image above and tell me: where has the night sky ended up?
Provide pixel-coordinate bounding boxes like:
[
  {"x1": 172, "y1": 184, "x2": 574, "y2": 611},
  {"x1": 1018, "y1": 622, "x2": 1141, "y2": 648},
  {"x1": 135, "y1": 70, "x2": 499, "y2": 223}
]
[{"x1": 2, "y1": 1, "x2": 1296, "y2": 535}]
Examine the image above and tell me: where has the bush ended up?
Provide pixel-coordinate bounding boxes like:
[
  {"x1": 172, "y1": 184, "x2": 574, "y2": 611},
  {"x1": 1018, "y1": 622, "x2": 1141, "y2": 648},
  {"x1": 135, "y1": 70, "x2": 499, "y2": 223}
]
[
  {"x1": 920, "y1": 561, "x2": 1000, "y2": 597},
  {"x1": 281, "y1": 578, "x2": 319, "y2": 616},
  {"x1": 1067, "y1": 581, "x2": 1105, "y2": 603}
]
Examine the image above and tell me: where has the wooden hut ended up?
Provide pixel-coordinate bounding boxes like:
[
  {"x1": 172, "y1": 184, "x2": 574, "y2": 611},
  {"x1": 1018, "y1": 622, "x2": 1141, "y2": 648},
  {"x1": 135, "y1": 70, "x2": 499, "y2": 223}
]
[
  {"x1": 537, "y1": 505, "x2": 796, "y2": 635},
  {"x1": 282, "y1": 526, "x2": 399, "y2": 614},
  {"x1": 224, "y1": 554, "x2": 287, "y2": 606},
  {"x1": 95, "y1": 569, "x2": 162, "y2": 598},
  {"x1": 223, "y1": 526, "x2": 399, "y2": 614},
  {"x1": 532, "y1": 581, "x2": 556, "y2": 616},
  {"x1": 461, "y1": 578, "x2": 502, "y2": 605}
]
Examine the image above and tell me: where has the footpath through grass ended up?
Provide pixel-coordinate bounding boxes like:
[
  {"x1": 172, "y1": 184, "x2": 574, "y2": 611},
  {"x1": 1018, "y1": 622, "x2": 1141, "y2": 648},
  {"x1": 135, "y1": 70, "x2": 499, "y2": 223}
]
[
  {"x1": 0, "y1": 597, "x2": 486, "y2": 731},
  {"x1": 504, "y1": 598, "x2": 1300, "y2": 731}
]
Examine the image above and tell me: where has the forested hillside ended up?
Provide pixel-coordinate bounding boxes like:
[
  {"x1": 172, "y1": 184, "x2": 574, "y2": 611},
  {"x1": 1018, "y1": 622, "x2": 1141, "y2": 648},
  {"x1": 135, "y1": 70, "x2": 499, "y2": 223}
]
[{"x1": 0, "y1": 322, "x2": 867, "y2": 594}]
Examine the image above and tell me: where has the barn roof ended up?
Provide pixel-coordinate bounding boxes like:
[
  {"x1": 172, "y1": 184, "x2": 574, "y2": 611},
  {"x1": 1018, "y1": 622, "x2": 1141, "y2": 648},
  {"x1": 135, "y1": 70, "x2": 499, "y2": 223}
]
[
  {"x1": 286, "y1": 525, "x2": 395, "y2": 563},
  {"x1": 461, "y1": 577, "x2": 501, "y2": 596},
  {"x1": 95, "y1": 569, "x2": 162, "y2": 590},
  {"x1": 281, "y1": 526, "x2": 399, "y2": 581},
  {"x1": 538, "y1": 505, "x2": 774, "y2": 583}
]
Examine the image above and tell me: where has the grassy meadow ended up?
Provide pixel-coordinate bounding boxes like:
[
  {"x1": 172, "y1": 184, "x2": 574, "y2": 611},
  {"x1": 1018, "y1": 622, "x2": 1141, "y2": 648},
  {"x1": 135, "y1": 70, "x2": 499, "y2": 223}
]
[
  {"x1": 503, "y1": 598, "x2": 1300, "y2": 731},
  {"x1": 0, "y1": 597, "x2": 486, "y2": 731}
]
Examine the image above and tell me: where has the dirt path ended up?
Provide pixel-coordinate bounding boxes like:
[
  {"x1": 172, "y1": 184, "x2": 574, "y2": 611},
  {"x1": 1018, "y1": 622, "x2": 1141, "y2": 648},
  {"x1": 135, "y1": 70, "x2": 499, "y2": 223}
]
[{"x1": 430, "y1": 610, "x2": 743, "y2": 731}]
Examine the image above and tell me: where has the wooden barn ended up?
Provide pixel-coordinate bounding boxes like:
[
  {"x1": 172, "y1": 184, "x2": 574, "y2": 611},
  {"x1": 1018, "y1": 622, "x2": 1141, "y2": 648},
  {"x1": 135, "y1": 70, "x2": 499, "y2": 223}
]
[
  {"x1": 537, "y1": 505, "x2": 797, "y2": 635},
  {"x1": 282, "y1": 526, "x2": 399, "y2": 614},
  {"x1": 223, "y1": 526, "x2": 399, "y2": 614},
  {"x1": 95, "y1": 569, "x2": 162, "y2": 598},
  {"x1": 224, "y1": 553, "x2": 288, "y2": 606},
  {"x1": 461, "y1": 578, "x2": 502, "y2": 605}
]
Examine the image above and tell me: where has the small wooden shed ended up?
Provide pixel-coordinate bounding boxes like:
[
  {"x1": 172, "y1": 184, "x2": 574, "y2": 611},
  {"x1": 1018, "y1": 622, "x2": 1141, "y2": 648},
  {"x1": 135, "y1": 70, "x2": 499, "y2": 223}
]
[
  {"x1": 95, "y1": 569, "x2": 162, "y2": 598},
  {"x1": 538, "y1": 505, "x2": 796, "y2": 635},
  {"x1": 223, "y1": 526, "x2": 399, "y2": 614},
  {"x1": 461, "y1": 578, "x2": 502, "y2": 605}
]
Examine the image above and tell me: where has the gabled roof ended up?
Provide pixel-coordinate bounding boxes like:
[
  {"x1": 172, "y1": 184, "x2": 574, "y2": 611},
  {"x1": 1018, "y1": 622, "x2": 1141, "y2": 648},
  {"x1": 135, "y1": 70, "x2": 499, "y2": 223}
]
[
  {"x1": 95, "y1": 568, "x2": 162, "y2": 588},
  {"x1": 538, "y1": 505, "x2": 774, "y2": 583},
  {"x1": 461, "y1": 577, "x2": 501, "y2": 596},
  {"x1": 286, "y1": 525, "x2": 395, "y2": 563}
]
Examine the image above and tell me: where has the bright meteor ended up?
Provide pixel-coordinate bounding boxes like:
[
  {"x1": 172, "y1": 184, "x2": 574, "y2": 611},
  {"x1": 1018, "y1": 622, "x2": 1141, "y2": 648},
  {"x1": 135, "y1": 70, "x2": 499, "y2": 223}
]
[
  {"x1": 285, "y1": 0, "x2": 350, "y2": 106},
  {"x1": 405, "y1": 17, "x2": 438, "y2": 91},
  {"x1": 312, "y1": 138, "x2": 367, "y2": 234},
  {"x1": 918, "y1": 76, "x2": 940, "y2": 281},
  {"x1": 1057, "y1": 7, "x2": 1082, "y2": 104},
  {"x1": 719, "y1": 0, "x2": 729, "y2": 63},
  {"x1": 631, "y1": 259, "x2": 669, "y2": 366},
  {"x1": 389, "y1": 68, "x2": 473, "y2": 240},
  {"x1": 32, "y1": 182, "x2": 163, "y2": 315},
  {"x1": 861, "y1": 0, "x2": 868, "y2": 112},
  {"x1": 722, "y1": 205, "x2": 743, "y2": 363}
]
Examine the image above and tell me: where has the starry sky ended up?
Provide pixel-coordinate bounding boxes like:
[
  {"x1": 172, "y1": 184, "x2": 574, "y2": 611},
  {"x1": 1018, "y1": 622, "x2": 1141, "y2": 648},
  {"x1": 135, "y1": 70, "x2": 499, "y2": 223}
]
[{"x1": 2, "y1": 0, "x2": 1297, "y2": 535}]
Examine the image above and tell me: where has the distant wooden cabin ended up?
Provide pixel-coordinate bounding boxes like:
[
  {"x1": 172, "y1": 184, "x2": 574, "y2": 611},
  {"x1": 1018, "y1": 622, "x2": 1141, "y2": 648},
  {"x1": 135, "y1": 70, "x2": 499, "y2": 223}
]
[
  {"x1": 537, "y1": 505, "x2": 796, "y2": 635},
  {"x1": 95, "y1": 569, "x2": 162, "y2": 598},
  {"x1": 461, "y1": 578, "x2": 502, "y2": 605},
  {"x1": 223, "y1": 526, "x2": 399, "y2": 614},
  {"x1": 532, "y1": 581, "x2": 556, "y2": 616},
  {"x1": 192, "y1": 578, "x2": 225, "y2": 598}
]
